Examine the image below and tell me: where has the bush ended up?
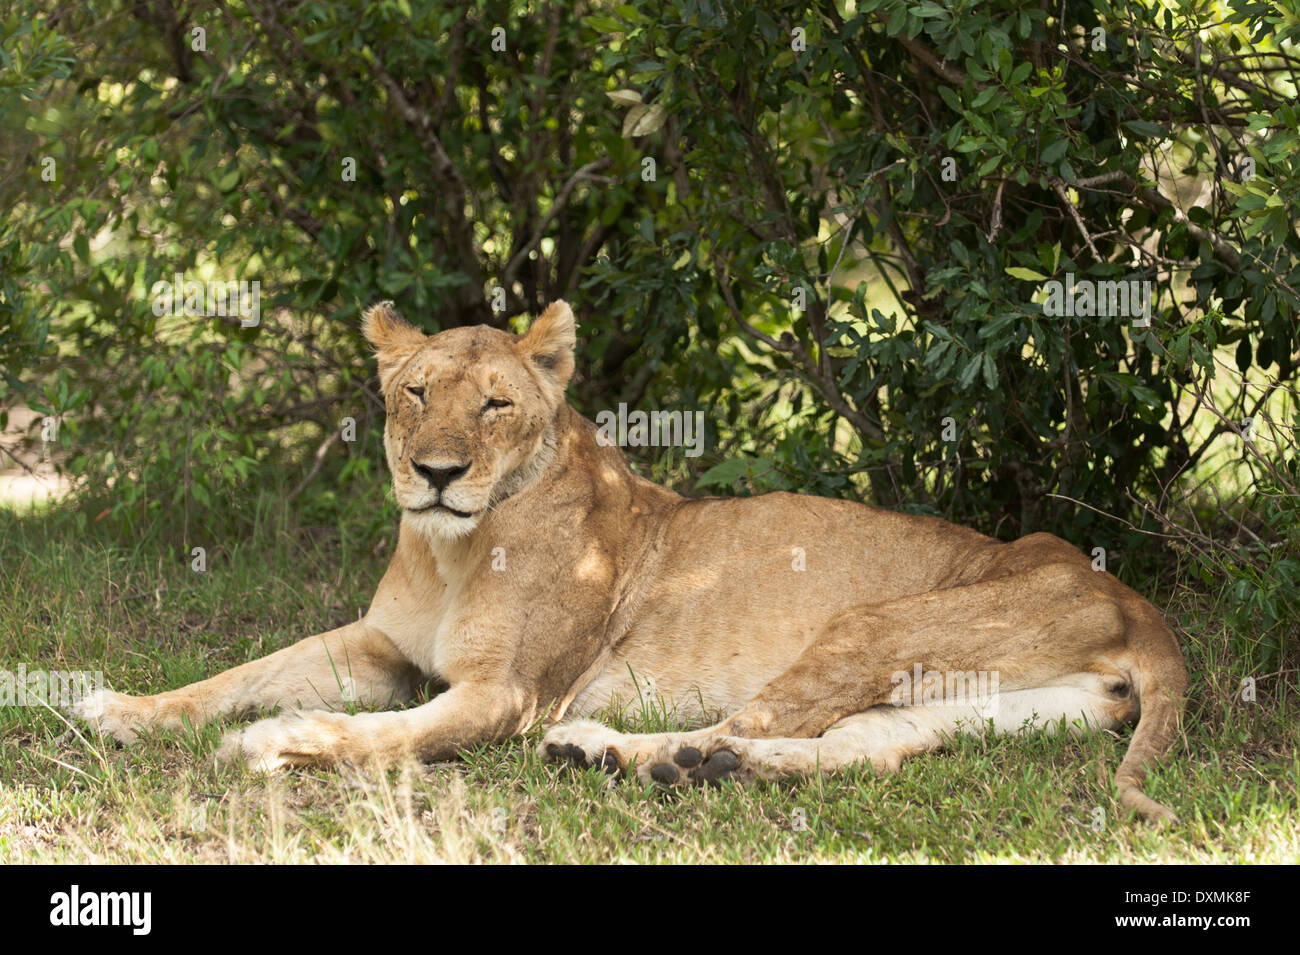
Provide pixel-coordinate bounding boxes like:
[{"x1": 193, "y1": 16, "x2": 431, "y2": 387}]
[{"x1": 2, "y1": 0, "x2": 1296, "y2": 594}]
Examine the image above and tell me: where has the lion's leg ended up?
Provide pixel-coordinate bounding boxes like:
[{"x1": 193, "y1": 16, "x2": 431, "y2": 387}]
[
  {"x1": 73, "y1": 620, "x2": 423, "y2": 743},
  {"x1": 717, "y1": 560, "x2": 1126, "y2": 740},
  {"x1": 545, "y1": 680, "x2": 1130, "y2": 786},
  {"x1": 543, "y1": 562, "x2": 1132, "y2": 780},
  {"x1": 217, "y1": 679, "x2": 530, "y2": 771}
]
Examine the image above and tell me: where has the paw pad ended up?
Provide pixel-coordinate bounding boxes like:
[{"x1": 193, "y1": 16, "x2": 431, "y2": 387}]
[
  {"x1": 646, "y1": 748, "x2": 741, "y2": 787},
  {"x1": 672, "y1": 746, "x2": 703, "y2": 768},
  {"x1": 692, "y1": 749, "x2": 740, "y2": 784},
  {"x1": 546, "y1": 741, "x2": 621, "y2": 775},
  {"x1": 649, "y1": 763, "x2": 680, "y2": 784},
  {"x1": 546, "y1": 742, "x2": 587, "y2": 765}
]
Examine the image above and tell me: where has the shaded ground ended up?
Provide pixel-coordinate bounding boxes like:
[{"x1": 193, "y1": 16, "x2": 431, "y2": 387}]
[{"x1": 0, "y1": 502, "x2": 1295, "y2": 863}]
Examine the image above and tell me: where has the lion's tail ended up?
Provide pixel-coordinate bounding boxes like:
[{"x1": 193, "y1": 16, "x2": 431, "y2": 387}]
[{"x1": 1116, "y1": 600, "x2": 1188, "y2": 825}]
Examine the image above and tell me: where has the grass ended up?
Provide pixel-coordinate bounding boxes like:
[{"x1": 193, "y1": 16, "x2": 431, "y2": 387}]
[{"x1": 1, "y1": 500, "x2": 1296, "y2": 864}]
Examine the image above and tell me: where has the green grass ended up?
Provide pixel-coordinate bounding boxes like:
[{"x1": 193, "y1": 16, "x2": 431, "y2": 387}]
[{"x1": 1, "y1": 501, "x2": 1296, "y2": 863}]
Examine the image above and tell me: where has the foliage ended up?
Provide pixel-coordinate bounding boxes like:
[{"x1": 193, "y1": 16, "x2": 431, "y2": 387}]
[{"x1": 2, "y1": 0, "x2": 1297, "y2": 590}]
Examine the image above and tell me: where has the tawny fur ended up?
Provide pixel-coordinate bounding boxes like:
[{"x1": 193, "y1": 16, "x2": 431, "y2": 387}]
[{"x1": 73, "y1": 300, "x2": 1188, "y2": 824}]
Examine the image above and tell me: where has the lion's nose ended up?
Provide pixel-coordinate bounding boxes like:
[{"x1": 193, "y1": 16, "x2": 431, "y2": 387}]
[{"x1": 411, "y1": 460, "x2": 469, "y2": 492}]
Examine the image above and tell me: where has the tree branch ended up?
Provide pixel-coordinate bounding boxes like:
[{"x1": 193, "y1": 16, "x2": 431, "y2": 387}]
[
  {"x1": 371, "y1": 62, "x2": 490, "y2": 323},
  {"x1": 502, "y1": 158, "x2": 611, "y2": 294},
  {"x1": 714, "y1": 255, "x2": 886, "y2": 443}
]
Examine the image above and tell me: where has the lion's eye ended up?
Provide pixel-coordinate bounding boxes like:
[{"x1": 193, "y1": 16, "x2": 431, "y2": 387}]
[
  {"x1": 483, "y1": 397, "x2": 512, "y2": 412},
  {"x1": 405, "y1": 385, "x2": 425, "y2": 402}
]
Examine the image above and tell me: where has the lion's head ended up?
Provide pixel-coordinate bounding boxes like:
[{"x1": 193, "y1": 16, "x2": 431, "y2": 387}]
[{"x1": 361, "y1": 299, "x2": 576, "y2": 539}]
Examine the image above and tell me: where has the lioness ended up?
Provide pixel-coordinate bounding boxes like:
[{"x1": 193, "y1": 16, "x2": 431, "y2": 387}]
[{"x1": 74, "y1": 300, "x2": 1187, "y2": 823}]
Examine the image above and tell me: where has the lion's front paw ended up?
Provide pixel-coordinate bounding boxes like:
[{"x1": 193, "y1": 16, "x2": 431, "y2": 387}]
[
  {"x1": 216, "y1": 710, "x2": 381, "y2": 772},
  {"x1": 67, "y1": 689, "x2": 156, "y2": 745}
]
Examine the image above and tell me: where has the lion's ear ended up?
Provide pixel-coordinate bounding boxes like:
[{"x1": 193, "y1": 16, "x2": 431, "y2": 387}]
[
  {"x1": 518, "y1": 300, "x2": 576, "y2": 395},
  {"x1": 362, "y1": 301, "x2": 426, "y2": 351},
  {"x1": 361, "y1": 301, "x2": 426, "y2": 389}
]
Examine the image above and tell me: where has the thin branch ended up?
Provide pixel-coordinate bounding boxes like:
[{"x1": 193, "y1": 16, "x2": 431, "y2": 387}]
[
  {"x1": 371, "y1": 61, "x2": 487, "y2": 319},
  {"x1": 289, "y1": 430, "x2": 341, "y2": 502},
  {"x1": 502, "y1": 158, "x2": 611, "y2": 293},
  {"x1": 1075, "y1": 170, "x2": 1129, "y2": 189},
  {"x1": 714, "y1": 255, "x2": 885, "y2": 442},
  {"x1": 1051, "y1": 177, "x2": 1103, "y2": 262}
]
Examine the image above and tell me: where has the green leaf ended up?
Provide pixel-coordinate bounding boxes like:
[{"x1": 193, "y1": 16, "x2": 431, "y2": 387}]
[
  {"x1": 1040, "y1": 138, "x2": 1069, "y2": 164},
  {"x1": 1235, "y1": 337, "x2": 1252, "y2": 373},
  {"x1": 606, "y1": 89, "x2": 643, "y2": 106},
  {"x1": 958, "y1": 353, "x2": 981, "y2": 388},
  {"x1": 1005, "y1": 266, "x2": 1048, "y2": 281},
  {"x1": 981, "y1": 353, "x2": 998, "y2": 389},
  {"x1": 886, "y1": 5, "x2": 907, "y2": 35},
  {"x1": 584, "y1": 15, "x2": 624, "y2": 33},
  {"x1": 622, "y1": 103, "x2": 667, "y2": 137},
  {"x1": 1122, "y1": 120, "x2": 1166, "y2": 139},
  {"x1": 695, "y1": 457, "x2": 776, "y2": 490}
]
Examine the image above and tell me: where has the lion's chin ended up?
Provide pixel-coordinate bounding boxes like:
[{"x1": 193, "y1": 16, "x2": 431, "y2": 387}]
[{"x1": 403, "y1": 506, "x2": 480, "y2": 541}]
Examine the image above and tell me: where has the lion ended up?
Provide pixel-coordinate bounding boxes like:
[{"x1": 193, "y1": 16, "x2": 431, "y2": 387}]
[{"x1": 73, "y1": 299, "x2": 1188, "y2": 823}]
